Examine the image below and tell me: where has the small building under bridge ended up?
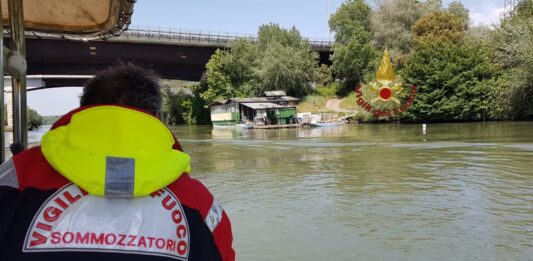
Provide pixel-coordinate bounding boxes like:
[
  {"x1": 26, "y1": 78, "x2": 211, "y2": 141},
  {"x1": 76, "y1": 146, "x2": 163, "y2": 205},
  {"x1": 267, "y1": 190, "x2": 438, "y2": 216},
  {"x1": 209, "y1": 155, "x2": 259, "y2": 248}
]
[{"x1": 210, "y1": 91, "x2": 299, "y2": 127}]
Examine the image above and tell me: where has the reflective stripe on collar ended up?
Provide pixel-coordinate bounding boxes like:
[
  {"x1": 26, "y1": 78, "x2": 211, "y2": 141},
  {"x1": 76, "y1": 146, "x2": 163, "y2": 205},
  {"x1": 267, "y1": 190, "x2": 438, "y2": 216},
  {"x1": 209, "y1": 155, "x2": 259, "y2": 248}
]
[{"x1": 105, "y1": 156, "x2": 135, "y2": 197}]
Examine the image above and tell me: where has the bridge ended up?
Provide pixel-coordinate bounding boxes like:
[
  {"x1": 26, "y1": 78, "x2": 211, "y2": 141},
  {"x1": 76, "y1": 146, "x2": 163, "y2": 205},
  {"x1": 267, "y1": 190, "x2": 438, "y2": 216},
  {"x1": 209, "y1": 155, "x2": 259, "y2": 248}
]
[{"x1": 21, "y1": 26, "x2": 333, "y2": 82}]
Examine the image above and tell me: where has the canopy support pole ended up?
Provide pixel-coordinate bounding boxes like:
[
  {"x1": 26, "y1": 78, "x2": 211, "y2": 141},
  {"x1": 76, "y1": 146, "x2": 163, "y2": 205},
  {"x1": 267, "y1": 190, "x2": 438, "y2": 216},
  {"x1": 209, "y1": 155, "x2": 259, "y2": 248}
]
[
  {"x1": 0, "y1": 0, "x2": 4, "y2": 163},
  {"x1": 8, "y1": 0, "x2": 27, "y2": 149}
]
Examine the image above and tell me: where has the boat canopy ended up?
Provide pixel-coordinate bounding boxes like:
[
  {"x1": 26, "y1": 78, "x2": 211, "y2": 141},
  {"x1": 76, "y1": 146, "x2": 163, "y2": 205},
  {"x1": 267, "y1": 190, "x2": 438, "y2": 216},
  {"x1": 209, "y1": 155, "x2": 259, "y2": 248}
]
[
  {"x1": 1, "y1": 0, "x2": 134, "y2": 37},
  {"x1": 0, "y1": 0, "x2": 136, "y2": 163}
]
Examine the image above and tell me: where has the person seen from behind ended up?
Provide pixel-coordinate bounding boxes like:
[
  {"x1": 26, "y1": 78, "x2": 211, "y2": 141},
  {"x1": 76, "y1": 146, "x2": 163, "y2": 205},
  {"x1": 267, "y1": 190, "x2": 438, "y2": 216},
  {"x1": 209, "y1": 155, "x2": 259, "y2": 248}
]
[{"x1": 0, "y1": 63, "x2": 235, "y2": 261}]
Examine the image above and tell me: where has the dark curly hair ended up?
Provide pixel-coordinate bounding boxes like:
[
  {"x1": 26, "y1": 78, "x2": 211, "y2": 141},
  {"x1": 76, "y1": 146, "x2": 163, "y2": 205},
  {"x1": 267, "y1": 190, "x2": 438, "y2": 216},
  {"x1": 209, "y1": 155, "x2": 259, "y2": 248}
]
[{"x1": 80, "y1": 63, "x2": 162, "y2": 114}]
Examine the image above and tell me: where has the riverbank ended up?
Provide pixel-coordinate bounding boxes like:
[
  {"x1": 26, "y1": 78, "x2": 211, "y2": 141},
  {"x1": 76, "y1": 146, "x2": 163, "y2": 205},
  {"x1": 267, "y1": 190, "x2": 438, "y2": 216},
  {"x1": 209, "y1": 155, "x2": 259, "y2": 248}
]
[{"x1": 296, "y1": 93, "x2": 533, "y2": 124}]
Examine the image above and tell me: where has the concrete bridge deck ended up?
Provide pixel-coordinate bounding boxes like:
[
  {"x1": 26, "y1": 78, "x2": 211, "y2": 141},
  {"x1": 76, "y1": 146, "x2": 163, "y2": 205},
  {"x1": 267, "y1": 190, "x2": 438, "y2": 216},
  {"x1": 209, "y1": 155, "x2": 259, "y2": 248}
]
[{"x1": 9, "y1": 26, "x2": 332, "y2": 81}]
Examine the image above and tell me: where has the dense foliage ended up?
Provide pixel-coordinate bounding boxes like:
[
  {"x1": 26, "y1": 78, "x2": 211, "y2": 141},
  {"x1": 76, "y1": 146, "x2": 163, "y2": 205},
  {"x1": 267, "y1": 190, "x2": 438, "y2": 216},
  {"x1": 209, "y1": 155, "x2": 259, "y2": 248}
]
[
  {"x1": 330, "y1": 0, "x2": 532, "y2": 123},
  {"x1": 163, "y1": 0, "x2": 532, "y2": 125},
  {"x1": 370, "y1": 0, "x2": 441, "y2": 58},
  {"x1": 490, "y1": 0, "x2": 533, "y2": 119},
  {"x1": 315, "y1": 64, "x2": 333, "y2": 87},
  {"x1": 27, "y1": 108, "x2": 43, "y2": 130},
  {"x1": 162, "y1": 85, "x2": 192, "y2": 125},
  {"x1": 329, "y1": 0, "x2": 375, "y2": 95},
  {"x1": 401, "y1": 41, "x2": 499, "y2": 122},
  {"x1": 202, "y1": 24, "x2": 318, "y2": 99},
  {"x1": 446, "y1": 1, "x2": 470, "y2": 27},
  {"x1": 411, "y1": 11, "x2": 466, "y2": 45}
]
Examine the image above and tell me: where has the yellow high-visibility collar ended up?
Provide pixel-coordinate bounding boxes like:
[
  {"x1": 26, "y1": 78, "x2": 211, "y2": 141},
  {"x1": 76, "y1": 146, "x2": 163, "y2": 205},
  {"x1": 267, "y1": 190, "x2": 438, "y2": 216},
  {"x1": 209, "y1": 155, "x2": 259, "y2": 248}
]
[{"x1": 41, "y1": 106, "x2": 191, "y2": 197}]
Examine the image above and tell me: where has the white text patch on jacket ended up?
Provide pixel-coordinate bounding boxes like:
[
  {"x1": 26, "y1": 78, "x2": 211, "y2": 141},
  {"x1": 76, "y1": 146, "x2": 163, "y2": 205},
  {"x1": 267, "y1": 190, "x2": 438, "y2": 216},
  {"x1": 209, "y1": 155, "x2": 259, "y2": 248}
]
[{"x1": 23, "y1": 184, "x2": 190, "y2": 260}]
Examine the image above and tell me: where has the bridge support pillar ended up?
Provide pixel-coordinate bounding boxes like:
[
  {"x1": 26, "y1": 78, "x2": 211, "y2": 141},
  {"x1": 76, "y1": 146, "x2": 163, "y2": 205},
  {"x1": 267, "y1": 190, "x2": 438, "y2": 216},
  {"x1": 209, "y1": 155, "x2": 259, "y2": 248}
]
[{"x1": 6, "y1": 90, "x2": 13, "y2": 130}]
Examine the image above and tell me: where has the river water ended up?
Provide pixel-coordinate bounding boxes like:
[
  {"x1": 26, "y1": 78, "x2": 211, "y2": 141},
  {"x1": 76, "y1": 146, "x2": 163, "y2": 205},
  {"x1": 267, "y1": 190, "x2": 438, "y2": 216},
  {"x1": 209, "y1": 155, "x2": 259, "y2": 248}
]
[
  {"x1": 8, "y1": 122, "x2": 533, "y2": 260},
  {"x1": 170, "y1": 122, "x2": 533, "y2": 261}
]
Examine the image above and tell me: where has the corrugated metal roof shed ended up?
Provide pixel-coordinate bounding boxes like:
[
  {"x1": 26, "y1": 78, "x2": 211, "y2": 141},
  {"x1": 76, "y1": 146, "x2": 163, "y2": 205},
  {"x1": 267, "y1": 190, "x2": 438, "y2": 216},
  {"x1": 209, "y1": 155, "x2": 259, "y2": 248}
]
[
  {"x1": 229, "y1": 96, "x2": 299, "y2": 103},
  {"x1": 229, "y1": 97, "x2": 269, "y2": 103},
  {"x1": 241, "y1": 102, "x2": 286, "y2": 109},
  {"x1": 210, "y1": 96, "x2": 300, "y2": 107}
]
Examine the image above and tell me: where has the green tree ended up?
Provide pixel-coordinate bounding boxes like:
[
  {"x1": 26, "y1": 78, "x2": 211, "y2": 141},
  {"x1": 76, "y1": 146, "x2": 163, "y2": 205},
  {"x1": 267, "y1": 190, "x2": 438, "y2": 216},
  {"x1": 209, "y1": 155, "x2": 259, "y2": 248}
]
[
  {"x1": 27, "y1": 108, "x2": 43, "y2": 130},
  {"x1": 425, "y1": 0, "x2": 443, "y2": 10},
  {"x1": 465, "y1": 25, "x2": 492, "y2": 42},
  {"x1": 161, "y1": 85, "x2": 192, "y2": 125},
  {"x1": 255, "y1": 42, "x2": 317, "y2": 97},
  {"x1": 201, "y1": 49, "x2": 235, "y2": 105},
  {"x1": 490, "y1": 0, "x2": 533, "y2": 119},
  {"x1": 412, "y1": 11, "x2": 466, "y2": 45},
  {"x1": 315, "y1": 64, "x2": 333, "y2": 87},
  {"x1": 189, "y1": 81, "x2": 213, "y2": 125},
  {"x1": 514, "y1": 0, "x2": 533, "y2": 19},
  {"x1": 400, "y1": 41, "x2": 500, "y2": 122},
  {"x1": 371, "y1": 0, "x2": 442, "y2": 58},
  {"x1": 254, "y1": 24, "x2": 318, "y2": 97},
  {"x1": 201, "y1": 23, "x2": 318, "y2": 100},
  {"x1": 329, "y1": 0, "x2": 372, "y2": 45},
  {"x1": 224, "y1": 38, "x2": 259, "y2": 95},
  {"x1": 446, "y1": 1, "x2": 469, "y2": 28},
  {"x1": 329, "y1": 0, "x2": 375, "y2": 95},
  {"x1": 257, "y1": 24, "x2": 306, "y2": 49}
]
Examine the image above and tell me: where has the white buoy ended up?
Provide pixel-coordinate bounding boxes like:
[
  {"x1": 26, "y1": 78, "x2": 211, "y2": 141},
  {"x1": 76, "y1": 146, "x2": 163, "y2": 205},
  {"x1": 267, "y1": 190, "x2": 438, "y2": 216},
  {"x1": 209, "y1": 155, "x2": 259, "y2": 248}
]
[{"x1": 422, "y1": 123, "x2": 427, "y2": 135}]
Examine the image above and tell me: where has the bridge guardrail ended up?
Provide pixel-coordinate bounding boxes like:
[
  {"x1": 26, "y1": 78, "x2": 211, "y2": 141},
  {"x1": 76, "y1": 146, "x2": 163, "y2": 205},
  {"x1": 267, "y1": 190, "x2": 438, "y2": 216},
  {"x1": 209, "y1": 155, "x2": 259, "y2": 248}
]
[{"x1": 122, "y1": 25, "x2": 333, "y2": 50}]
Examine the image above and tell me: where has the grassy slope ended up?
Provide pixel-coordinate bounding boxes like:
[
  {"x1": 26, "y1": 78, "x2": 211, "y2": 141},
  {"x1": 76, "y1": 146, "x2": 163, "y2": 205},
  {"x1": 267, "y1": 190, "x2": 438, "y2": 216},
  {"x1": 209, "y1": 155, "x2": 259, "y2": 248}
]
[
  {"x1": 339, "y1": 92, "x2": 358, "y2": 111},
  {"x1": 296, "y1": 95, "x2": 330, "y2": 113}
]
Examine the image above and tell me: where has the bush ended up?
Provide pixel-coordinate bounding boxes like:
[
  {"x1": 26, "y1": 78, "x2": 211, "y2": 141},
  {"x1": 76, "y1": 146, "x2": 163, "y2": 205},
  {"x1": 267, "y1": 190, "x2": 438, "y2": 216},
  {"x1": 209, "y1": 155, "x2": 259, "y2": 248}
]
[
  {"x1": 400, "y1": 41, "x2": 500, "y2": 122},
  {"x1": 490, "y1": 2, "x2": 533, "y2": 119},
  {"x1": 315, "y1": 83, "x2": 338, "y2": 97},
  {"x1": 296, "y1": 95, "x2": 328, "y2": 113}
]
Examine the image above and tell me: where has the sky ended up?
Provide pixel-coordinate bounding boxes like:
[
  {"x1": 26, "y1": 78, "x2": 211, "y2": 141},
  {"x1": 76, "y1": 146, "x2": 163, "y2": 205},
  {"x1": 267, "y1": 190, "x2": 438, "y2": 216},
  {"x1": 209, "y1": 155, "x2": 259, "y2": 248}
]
[{"x1": 24, "y1": 0, "x2": 505, "y2": 116}]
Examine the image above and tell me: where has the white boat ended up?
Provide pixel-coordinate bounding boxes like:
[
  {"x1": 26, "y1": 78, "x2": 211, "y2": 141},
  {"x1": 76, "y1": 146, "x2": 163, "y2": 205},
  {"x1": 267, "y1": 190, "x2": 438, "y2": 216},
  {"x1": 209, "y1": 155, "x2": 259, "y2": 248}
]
[
  {"x1": 235, "y1": 123, "x2": 253, "y2": 129},
  {"x1": 310, "y1": 121, "x2": 345, "y2": 127}
]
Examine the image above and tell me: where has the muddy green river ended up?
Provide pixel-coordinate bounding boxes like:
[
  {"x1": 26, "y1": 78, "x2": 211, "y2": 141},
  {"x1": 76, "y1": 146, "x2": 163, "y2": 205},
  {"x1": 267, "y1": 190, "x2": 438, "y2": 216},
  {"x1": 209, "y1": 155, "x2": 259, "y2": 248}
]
[
  {"x1": 13, "y1": 122, "x2": 533, "y2": 260},
  {"x1": 170, "y1": 122, "x2": 532, "y2": 261}
]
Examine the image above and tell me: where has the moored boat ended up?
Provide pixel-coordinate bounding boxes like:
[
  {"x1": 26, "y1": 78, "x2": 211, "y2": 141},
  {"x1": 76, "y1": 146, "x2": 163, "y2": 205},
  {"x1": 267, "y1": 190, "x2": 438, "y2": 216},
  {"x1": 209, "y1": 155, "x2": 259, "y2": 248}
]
[{"x1": 310, "y1": 121, "x2": 346, "y2": 127}]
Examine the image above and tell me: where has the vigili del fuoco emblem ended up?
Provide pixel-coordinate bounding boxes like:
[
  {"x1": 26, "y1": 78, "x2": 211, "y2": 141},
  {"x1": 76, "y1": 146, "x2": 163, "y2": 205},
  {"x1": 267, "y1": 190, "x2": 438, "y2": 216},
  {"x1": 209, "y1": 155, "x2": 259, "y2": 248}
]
[{"x1": 354, "y1": 49, "x2": 417, "y2": 119}]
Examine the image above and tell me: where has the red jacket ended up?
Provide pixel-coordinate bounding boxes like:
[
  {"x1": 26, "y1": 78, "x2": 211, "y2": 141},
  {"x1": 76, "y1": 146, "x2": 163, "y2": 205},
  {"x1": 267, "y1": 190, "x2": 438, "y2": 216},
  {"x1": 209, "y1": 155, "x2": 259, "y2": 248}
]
[{"x1": 0, "y1": 105, "x2": 235, "y2": 261}]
